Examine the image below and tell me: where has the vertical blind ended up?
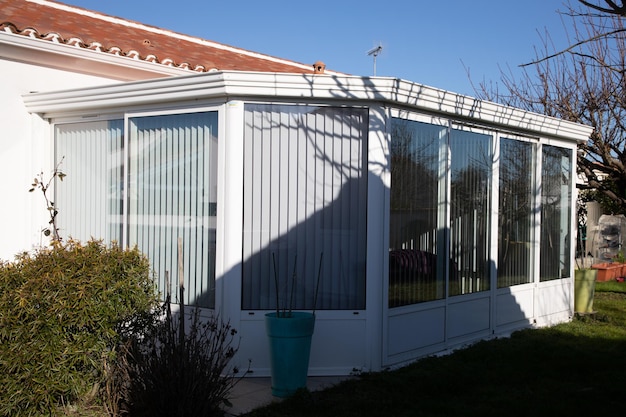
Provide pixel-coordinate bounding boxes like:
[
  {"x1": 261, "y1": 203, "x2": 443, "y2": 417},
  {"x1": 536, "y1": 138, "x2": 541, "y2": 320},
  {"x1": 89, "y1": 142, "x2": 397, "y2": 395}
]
[
  {"x1": 55, "y1": 120, "x2": 124, "y2": 243},
  {"x1": 498, "y1": 139, "x2": 534, "y2": 287},
  {"x1": 128, "y1": 112, "x2": 218, "y2": 307},
  {"x1": 242, "y1": 104, "x2": 367, "y2": 311}
]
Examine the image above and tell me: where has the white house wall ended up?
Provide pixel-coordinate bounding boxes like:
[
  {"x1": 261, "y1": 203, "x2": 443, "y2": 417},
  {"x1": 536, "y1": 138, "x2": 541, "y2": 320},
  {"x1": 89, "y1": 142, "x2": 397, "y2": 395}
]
[{"x1": 0, "y1": 58, "x2": 120, "y2": 260}]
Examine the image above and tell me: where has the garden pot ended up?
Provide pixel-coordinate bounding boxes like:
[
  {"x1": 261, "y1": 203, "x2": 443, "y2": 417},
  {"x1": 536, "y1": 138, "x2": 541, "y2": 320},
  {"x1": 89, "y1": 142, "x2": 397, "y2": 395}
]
[
  {"x1": 265, "y1": 311, "x2": 315, "y2": 397},
  {"x1": 574, "y1": 269, "x2": 597, "y2": 314},
  {"x1": 591, "y1": 262, "x2": 622, "y2": 282}
]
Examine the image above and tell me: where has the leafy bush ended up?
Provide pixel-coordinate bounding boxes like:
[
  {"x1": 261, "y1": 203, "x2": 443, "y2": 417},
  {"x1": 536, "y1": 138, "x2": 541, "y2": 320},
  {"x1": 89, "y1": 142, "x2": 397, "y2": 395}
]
[
  {"x1": 0, "y1": 240, "x2": 159, "y2": 416},
  {"x1": 108, "y1": 295, "x2": 246, "y2": 417}
]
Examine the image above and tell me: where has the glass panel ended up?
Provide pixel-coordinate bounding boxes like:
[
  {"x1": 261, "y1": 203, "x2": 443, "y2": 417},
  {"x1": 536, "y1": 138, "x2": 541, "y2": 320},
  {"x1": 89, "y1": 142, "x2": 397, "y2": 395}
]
[
  {"x1": 55, "y1": 120, "x2": 123, "y2": 243},
  {"x1": 389, "y1": 119, "x2": 445, "y2": 307},
  {"x1": 498, "y1": 139, "x2": 534, "y2": 287},
  {"x1": 449, "y1": 129, "x2": 492, "y2": 296},
  {"x1": 128, "y1": 112, "x2": 218, "y2": 307},
  {"x1": 540, "y1": 145, "x2": 572, "y2": 281},
  {"x1": 242, "y1": 104, "x2": 367, "y2": 311}
]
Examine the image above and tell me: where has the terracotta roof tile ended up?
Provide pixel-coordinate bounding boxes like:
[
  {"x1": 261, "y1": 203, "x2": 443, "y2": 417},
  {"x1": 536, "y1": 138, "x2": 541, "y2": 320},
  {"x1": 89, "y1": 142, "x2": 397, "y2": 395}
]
[{"x1": 1, "y1": 0, "x2": 325, "y2": 74}]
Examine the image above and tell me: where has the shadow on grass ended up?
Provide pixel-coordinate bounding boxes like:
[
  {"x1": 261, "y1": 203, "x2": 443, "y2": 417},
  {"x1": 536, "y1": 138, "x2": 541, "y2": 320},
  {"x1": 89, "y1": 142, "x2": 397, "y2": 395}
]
[{"x1": 244, "y1": 290, "x2": 626, "y2": 417}]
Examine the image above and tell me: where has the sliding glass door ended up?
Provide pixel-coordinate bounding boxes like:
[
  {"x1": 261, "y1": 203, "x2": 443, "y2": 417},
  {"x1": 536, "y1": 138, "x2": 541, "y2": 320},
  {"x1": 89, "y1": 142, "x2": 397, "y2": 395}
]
[
  {"x1": 388, "y1": 118, "x2": 492, "y2": 307},
  {"x1": 55, "y1": 110, "x2": 219, "y2": 308},
  {"x1": 128, "y1": 112, "x2": 218, "y2": 307}
]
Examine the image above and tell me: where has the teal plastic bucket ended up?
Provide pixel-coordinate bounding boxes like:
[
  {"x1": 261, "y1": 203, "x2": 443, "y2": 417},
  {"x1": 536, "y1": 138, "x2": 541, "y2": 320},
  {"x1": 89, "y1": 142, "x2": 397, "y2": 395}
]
[{"x1": 265, "y1": 312, "x2": 315, "y2": 397}]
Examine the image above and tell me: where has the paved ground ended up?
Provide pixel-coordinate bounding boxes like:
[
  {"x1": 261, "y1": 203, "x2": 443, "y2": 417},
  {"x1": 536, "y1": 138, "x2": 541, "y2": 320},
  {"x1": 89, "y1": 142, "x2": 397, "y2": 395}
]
[{"x1": 225, "y1": 376, "x2": 352, "y2": 416}]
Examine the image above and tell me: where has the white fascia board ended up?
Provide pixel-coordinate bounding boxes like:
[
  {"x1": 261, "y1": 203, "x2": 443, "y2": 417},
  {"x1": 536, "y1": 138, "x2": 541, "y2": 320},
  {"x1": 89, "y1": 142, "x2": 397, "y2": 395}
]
[
  {"x1": 219, "y1": 73, "x2": 594, "y2": 142},
  {"x1": 23, "y1": 71, "x2": 228, "y2": 115},
  {"x1": 23, "y1": 70, "x2": 594, "y2": 142},
  {"x1": 0, "y1": 31, "x2": 187, "y2": 81},
  {"x1": 389, "y1": 79, "x2": 594, "y2": 143}
]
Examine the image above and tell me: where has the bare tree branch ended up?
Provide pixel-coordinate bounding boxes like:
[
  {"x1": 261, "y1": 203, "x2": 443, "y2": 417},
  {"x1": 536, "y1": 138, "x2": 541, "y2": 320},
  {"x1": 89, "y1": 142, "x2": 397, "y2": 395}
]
[
  {"x1": 521, "y1": 27, "x2": 626, "y2": 67},
  {"x1": 579, "y1": 0, "x2": 626, "y2": 16},
  {"x1": 475, "y1": 0, "x2": 626, "y2": 214}
]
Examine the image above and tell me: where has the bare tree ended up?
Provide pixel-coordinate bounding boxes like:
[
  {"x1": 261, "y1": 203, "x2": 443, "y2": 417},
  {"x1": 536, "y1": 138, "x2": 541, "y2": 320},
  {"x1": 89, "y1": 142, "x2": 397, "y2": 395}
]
[{"x1": 475, "y1": 0, "x2": 626, "y2": 214}]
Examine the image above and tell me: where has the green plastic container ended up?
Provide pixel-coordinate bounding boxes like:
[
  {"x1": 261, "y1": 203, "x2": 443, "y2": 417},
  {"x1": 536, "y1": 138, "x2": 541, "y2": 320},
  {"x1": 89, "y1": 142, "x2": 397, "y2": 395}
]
[
  {"x1": 574, "y1": 269, "x2": 597, "y2": 314},
  {"x1": 265, "y1": 312, "x2": 315, "y2": 397}
]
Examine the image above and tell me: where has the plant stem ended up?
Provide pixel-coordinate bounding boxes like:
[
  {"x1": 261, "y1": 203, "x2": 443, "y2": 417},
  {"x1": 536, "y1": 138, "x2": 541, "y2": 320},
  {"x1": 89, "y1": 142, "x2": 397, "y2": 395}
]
[
  {"x1": 272, "y1": 252, "x2": 279, "y2": 317},
  {"x1": 178, "y1": 237, "x2": 185, "y2": 351},
  {"x1": 313, "y1": 252, "x2": 323, "y2": 316},
  {"x1": 289, "y1": 254, "x2": 297, "y2": 315}
]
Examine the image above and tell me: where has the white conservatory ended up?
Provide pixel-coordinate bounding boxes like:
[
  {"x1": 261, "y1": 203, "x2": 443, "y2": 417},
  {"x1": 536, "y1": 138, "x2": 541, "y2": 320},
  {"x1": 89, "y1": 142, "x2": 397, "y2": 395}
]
[{"x1": 22, "y1": 70, "x2": 593, "y2": 375}]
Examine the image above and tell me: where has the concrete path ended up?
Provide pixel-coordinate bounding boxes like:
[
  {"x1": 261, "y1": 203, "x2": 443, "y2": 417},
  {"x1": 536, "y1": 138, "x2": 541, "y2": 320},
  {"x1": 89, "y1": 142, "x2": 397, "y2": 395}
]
[{"x1": 225, "y1": 376, "x2": 353, "y2": 416}]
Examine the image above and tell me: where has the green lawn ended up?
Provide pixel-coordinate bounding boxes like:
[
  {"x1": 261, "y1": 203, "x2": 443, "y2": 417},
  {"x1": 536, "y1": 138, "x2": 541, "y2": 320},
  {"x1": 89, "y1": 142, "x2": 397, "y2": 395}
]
[{"x1": 244, "y1": 282, "x2": 626, "y2": 417}]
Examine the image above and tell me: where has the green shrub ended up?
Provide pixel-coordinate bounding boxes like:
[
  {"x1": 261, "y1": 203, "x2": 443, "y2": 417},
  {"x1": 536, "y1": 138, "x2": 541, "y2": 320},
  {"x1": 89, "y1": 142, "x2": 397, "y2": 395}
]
[{"x1": 0, "y1": 240, "x2": 159, "y2": 417}]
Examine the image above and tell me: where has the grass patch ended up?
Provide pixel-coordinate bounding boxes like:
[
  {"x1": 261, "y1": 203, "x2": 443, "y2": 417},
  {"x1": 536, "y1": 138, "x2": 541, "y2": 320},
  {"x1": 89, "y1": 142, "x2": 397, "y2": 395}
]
[
  {"x1": 596, "y1": 280, "x2": 626, "y2": 294},
  {"x1": 245, "y1": 284, "x2": 626, "y2": 417}
]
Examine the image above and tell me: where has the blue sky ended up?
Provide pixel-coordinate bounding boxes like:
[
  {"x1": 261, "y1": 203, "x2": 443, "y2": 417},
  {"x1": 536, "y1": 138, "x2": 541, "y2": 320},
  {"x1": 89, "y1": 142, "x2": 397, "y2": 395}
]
[{"x1": 62, "y1": 0, "x2": 574, "y2": 97}]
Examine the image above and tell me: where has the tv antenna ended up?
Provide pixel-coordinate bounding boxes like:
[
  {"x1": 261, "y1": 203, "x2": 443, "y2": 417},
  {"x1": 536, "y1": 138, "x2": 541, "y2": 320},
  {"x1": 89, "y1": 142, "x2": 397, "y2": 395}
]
[{"x1": 367, "y1": 43, "x2": 383, "y2": 76}]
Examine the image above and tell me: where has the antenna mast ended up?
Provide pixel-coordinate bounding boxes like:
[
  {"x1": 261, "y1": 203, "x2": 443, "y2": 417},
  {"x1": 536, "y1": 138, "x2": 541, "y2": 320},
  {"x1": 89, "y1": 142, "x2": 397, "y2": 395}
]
[{"x1": 367, "y1": 44, "x2": 383, "y2": 76}]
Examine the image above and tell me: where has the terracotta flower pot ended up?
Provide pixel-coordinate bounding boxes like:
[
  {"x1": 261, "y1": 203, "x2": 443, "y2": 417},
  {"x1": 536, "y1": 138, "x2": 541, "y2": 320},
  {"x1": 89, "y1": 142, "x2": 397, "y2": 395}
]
[{"x1": 591, "y1": 262, "x2": 622, "y2": 282}]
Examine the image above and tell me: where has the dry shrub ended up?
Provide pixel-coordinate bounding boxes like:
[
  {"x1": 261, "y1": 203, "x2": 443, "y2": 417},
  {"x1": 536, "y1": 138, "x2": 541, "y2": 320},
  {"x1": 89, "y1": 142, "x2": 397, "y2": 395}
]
[{"x1": 107, "y1": 297, "x2": 246, "y2": 417}]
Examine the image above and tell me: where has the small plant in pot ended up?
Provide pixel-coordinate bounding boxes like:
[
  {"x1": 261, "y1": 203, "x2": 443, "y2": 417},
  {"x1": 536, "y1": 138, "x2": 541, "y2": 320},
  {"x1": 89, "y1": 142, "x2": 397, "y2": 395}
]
[
  {"x1": 265, "y1": 252, "x2": 323, "y2": 398},
  {"x1": 612, "y1": 251, "x2": 626, "y2": 279}
]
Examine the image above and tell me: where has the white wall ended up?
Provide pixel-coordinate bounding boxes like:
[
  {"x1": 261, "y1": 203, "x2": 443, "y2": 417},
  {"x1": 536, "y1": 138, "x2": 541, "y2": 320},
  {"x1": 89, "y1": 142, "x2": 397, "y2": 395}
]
[{"x1": 0, "y1": 58, "x2": 118, "y2": 260}]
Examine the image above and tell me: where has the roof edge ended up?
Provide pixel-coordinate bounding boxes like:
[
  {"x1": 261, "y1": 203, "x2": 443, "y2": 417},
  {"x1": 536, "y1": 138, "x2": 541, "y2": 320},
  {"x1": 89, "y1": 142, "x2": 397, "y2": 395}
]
[{"x1": 22, "y1": 70, "x2": 594, "y2": 142}]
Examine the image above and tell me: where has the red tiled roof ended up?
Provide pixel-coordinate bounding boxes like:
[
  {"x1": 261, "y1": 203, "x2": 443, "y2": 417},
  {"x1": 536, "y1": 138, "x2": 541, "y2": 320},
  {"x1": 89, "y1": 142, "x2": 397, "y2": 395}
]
[{"x1": 1, "y1": 0, "x2": 324, "y2": 74}]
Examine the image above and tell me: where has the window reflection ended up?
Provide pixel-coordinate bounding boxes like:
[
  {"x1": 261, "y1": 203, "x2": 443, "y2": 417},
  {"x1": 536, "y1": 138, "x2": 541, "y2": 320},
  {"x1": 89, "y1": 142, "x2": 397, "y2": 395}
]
[
  {"x1": 448, "y1": 129, "x2": 492, "y2": 296},
  {"x1": 389, "y1": 119, "x2": 445, "y2": 307},
  {"x1": 389, "y1": 119, "x2": 492, "y2": 306},
  {"x1": 498, "y1": 139, "x2": 534, "y2": 287},
  {"x1": 540, "y1": 145, "x2": 572, "y2": 281}
]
